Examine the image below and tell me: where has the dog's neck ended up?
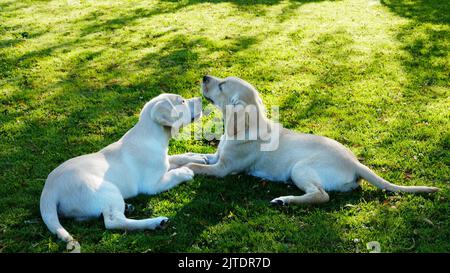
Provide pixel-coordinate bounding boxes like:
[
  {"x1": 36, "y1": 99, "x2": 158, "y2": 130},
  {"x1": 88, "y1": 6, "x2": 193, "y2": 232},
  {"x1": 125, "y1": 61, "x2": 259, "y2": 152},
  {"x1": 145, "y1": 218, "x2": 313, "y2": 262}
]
[
  {"x1": 122, "y1": 118, "x2": 171, "y2": 149},
  {"x1": 222, "y1": 106, "x2": 274, "y2": 140}
]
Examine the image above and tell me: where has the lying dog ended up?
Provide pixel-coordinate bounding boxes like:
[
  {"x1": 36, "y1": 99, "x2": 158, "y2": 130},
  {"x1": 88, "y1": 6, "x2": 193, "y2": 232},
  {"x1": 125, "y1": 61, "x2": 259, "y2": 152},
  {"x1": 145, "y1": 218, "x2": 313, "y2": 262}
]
[
  {"x1": 184, "y1": 75, "x2": 439, "y2": 205},
  {"x1": 40, "y1": 93, "x2": 205, "y2": 245}
]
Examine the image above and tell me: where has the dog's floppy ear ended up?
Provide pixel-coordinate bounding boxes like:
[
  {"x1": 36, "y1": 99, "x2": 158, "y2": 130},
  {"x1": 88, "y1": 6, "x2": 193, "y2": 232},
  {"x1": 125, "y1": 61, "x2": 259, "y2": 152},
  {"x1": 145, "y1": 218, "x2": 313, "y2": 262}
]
[
  {"x1": 225, "y1": 94, "x2": 250, "y2": 138},
  {"x1": 151, "y1": 99, "x2": 179, "y2": 127}
]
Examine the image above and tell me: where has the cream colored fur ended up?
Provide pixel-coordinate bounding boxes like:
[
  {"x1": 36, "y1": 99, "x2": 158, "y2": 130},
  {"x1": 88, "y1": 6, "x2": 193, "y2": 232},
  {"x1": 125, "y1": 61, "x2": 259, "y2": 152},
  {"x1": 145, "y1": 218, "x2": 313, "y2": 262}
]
[
  {"x1": 40, "y1": 94, "x2": 205, "y2": 245},
  {"x1": 183, "y1": 76, "x2": 439, "y2": 206}
]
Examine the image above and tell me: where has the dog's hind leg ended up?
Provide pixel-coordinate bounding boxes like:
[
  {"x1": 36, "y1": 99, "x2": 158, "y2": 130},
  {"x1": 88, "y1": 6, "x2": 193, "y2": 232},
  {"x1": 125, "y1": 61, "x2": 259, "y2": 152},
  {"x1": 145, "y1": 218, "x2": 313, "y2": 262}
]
[
  {"x1": 101, "y1": 185, "x2": 168, "y2": 231},
  {"x1": 270, "y1": 165, "x2": 329, "y2": 206},
  {"x1": 103, "y1": 207, "x2": 168, "y2": 231}
]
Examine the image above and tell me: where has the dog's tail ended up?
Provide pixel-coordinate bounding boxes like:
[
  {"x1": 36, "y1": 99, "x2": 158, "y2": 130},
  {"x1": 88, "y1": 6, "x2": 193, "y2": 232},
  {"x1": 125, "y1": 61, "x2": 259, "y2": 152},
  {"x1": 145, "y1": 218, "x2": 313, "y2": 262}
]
[
  {"x1": 40, "y1": 188, "x2": 81, "y2": 252},
  {"x1": 40, "y1": 189, "x2": 73, "y2": 242},
  {"x1": 356, "y1": 162, "x2": 439, "y2": 193}
]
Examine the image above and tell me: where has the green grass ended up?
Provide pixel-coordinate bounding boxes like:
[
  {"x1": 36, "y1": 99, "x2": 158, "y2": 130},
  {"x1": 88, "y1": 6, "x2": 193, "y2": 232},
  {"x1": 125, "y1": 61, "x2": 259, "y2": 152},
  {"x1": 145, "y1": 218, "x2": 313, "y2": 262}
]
[{"x1": 0, "y1": 0, "x2": 449, "y2": 253}]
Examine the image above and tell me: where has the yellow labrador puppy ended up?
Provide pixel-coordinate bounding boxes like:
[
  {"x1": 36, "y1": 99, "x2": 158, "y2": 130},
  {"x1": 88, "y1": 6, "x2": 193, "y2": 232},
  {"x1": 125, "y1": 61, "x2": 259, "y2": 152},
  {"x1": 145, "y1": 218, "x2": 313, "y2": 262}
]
[
  {"x1": 184, "y1": 75, "x2": 439, "y2": 205},
  {"x1": 40, "y1": 93, "x2": 205, "y2": 245}
]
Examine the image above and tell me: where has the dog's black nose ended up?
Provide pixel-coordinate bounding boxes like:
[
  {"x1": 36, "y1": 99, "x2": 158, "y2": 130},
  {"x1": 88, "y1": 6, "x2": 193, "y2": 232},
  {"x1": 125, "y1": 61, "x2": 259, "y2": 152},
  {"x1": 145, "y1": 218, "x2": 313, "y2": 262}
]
[{"x1": 203, "y1": 75, "x2": 210, "y2": 83}]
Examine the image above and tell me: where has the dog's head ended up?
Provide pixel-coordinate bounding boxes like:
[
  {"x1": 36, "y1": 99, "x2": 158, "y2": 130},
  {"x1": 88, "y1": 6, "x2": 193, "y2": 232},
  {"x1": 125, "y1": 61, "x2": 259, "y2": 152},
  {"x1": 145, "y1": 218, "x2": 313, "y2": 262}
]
[
  {"x1": 201, "y1": 75, "x2": 264, "y2": 111},
  {"x1": 141, "y1": 93, "x2": 202, "y2": 131},
  {"x1": 201, "y1": 75, "x2": 266, "y2": 137}
]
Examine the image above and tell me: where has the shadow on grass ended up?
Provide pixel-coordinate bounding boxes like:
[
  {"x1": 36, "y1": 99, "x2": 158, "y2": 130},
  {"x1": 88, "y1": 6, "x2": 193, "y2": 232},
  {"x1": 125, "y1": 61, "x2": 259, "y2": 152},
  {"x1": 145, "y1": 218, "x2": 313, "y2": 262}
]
[
  {"x1": 379, "y1": 0, "x2": 449, "y2": 182},
  {"x1": 78, "y1": 0, "x2": 335, "y2": 37},
  {"x1": 396, "y1": 25, "x2": 449, "y2": 94},
  {"x1": 161, "y1": 0, "x2": 333, "y2": 5},
  {"x1": 279, "y1": 29, "x2": 354, "y2": 131},
  {"x1": 0, "y1": 27, "x2": 46, "y2": 48},
  {"x1": 382, "y1": 0, "x2": 449, "y2": 93},
  {"x1": 381, "y1": 0, "x2": 450, "y2": 25},
  {"x1": 162, "y1": 0, "x2": 337, "y2": 18},
  {"x1": 1, "y1": 0, "x2": 448, "y2": 252},
  {"x1": 79, "y1": 5, "x2": 184, "y2": 37},
  {"x1": 122, "y1": 174, "x2": 372, "y2": 252},
  {"x1": 0, "y1": 19, "x2": 262, "y2": 251}
]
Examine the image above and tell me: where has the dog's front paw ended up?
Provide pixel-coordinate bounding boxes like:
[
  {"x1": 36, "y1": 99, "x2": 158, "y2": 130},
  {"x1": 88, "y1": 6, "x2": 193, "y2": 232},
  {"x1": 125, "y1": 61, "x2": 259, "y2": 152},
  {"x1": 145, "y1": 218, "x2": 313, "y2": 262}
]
[
  {"x1": 175, "y1": 166, "x2": 194, "y2": 181},
  {"x1": 194, "y1": 155, "x2": 209, "y2": 164},
  {"x1": 185, "y1": 154, "x2": 209, "y2": 165}
]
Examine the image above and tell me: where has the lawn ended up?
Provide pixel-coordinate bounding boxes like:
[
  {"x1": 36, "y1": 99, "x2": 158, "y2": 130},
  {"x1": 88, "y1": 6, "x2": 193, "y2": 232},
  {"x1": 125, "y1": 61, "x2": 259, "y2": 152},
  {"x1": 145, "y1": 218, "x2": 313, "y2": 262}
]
[{"x1": 0, "y1": 0, "x2": 449, "y2": 253}]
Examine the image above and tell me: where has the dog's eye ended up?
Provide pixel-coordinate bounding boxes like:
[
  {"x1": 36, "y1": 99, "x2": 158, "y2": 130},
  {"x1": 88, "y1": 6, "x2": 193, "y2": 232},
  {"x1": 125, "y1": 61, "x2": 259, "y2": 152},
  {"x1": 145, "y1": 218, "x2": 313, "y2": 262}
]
[
  {"x1": 218, "y1": 82, "x2": 225, "y2": 92},
  {"x1": 182, "y1": 100, "x2": 186, "y2": 104}
]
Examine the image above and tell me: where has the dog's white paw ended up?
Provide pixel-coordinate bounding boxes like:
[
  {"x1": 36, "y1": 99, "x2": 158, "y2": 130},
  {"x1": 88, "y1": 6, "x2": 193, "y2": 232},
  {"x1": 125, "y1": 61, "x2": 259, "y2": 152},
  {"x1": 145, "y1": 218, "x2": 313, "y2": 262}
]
[
  {"x1": 194, "y1": 155, "x2": 209, "y2": 164},
  {"x1": 66, "y1": 240, "x2": 81, "y2": 253},
  {"x1": 270, "y1": 197, "x2": 288, "y2": 206},
  {"x1": 185, "y1": 154, "x2": 208, "y2": 164},
  {"x1": 154, "y1": 216, "x2": 170, "y2": 230},
  {"x1": 175, "y1": 166, "x2": 194, "y2": 181}
]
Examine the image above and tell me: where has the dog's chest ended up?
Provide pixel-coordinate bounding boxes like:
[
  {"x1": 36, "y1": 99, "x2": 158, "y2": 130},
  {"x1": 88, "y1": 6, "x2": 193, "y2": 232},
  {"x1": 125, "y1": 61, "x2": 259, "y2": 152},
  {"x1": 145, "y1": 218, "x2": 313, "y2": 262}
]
[{"x1": 138, "y1": 166, "x2": 166, "y2": 190}]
